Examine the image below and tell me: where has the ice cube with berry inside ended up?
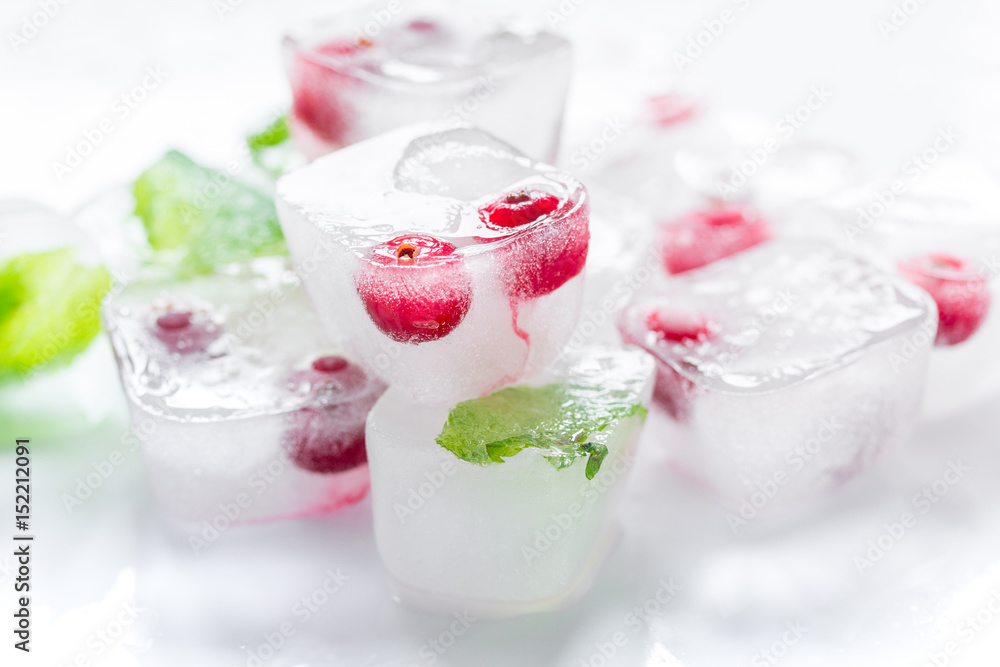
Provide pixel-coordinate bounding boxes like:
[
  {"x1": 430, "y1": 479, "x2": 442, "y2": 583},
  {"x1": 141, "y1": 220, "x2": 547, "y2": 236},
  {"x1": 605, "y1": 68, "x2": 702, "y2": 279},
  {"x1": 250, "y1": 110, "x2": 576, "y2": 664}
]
[
  {"x1": 618, "y1": 239, "x2": 937, "y2": 507},
  {"x1": 276, "y1": 124, "x2": 589, "y2": 405},
  {"x1": 366, "y1": 346, "x2": 654, "y2": 617},
  {"x1": 284, "y1": 6, "x2": 571, "y2": 162},
  {"x1": 102, "y1": 258, "x2": 385, "y2": 525},
  {"x1": 847, "y1": 194, "x2": 1000, "y2": 420}
]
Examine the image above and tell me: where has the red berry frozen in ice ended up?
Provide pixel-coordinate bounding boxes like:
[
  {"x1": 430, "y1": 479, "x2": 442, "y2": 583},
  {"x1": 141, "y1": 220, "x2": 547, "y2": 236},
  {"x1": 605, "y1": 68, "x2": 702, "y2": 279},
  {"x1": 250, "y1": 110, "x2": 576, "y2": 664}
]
[
  {"x1": 659, "y1": 205, "x2": 771, "y2": 275},
  {"x1": 479, "y1": 190, "x2": 560, "y2": 231},
  {"x1": 898, "y1": 253, "x2": 992, "y2": 346},
  {"x1": 290, "y1": 39, "x2": 366, "y2": 147},
  {"x1": 646, "y1": 93, "x2": 698, "y2": 127},
  {"x1": 283, "y1": 356, "x2": 382, "y2": 474},
  {"x1": 480, "y1": 190, "x2": 589, "y2": 299},
  {"x1": 355, "y1": 235, "x2": 472, "y2": 343},
  {"x1": 152, "y1": 310, "x2": 219, "y2": 354},
  {"x1": 621, "y1": 306, "x2": 716, "y2": 421}
]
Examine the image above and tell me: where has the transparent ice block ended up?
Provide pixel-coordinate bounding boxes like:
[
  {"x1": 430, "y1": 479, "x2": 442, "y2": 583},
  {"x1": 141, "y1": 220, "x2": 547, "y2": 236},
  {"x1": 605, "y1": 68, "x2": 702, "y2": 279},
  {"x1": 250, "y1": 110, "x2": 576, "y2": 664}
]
[
  {"x1": 366, "y1": 346, "x2": 654, "y2": 617},
  {"x1": 284, "y1": 5, "x2": 571, "y2": 162},
  {"x1": 619, "y1": 239, "x2": 937, "y2": 506},
  {"x1": 276, "y1": 124, "x2": 589, "y2": 405},
  {"x1": 102, "y1": 258, "x2": 385, "y2": 525},
  {"x1": 841, "y1": 194, "x2": 1000, "y2": 420}
]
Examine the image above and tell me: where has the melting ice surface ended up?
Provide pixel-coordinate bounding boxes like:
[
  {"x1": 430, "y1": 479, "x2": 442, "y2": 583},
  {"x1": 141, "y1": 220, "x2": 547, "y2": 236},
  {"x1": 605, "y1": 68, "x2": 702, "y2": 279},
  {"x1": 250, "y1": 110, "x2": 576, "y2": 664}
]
[
  {"x1": 103, "y1": 258, "x2": 372, "y2": 419},
  {"x1": 631, "y1": 240, "x2": 934, "y2": 392},
  {"x1": 276, "y1": 125, "x2": 585, "y2": 249}
]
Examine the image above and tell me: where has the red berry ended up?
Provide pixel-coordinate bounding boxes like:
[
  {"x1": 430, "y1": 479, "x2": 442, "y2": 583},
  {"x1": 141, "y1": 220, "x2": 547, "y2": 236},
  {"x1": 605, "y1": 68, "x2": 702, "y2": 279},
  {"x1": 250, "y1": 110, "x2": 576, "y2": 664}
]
[
  {"x1": 290, "y1": 40, "x2": 365, "y2": 147},
  {"x1": 355, "y1": 234, "x2": 472, "y2": 343},
  {"x1": 479, "y1": 190, "x2": 560, "y2": 231},
  {"x1": 283, "y1": 357, "x2": 383, "y2": 473},
  {"x1": 481, "y1": 190, "x2": 589, "y2": 299},
  {"x1": 898, "y1": 253, "x2": 992, "y2": 346},
  {"x1": 660, "y1": 205, "x2": 771, "y2": 274},
  {"x1": 407, "y1": 19, "x2": 440, "y2": 32},
  {"x1": 152, "y1": 310, "x2": 219, "y2": 354},
  {"x1": 621, "y1": 306, "x2": 716, "y2": 421},
  {"x1": 646, "y1": 93, "x2": 698, "y2": 127}
]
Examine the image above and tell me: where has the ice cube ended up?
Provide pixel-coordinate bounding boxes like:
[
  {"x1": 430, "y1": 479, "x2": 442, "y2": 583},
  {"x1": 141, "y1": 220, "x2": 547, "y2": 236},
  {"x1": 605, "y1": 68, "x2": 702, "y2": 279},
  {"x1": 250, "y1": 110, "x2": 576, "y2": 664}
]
[
  {"x1": 832, "y1": 192, "x2": 1000, "y2": 420},
  {"x1": 276, "y1": 125, "x2": 589, "y2": 405},
  {"x1": 283, "y1": 5, "x2": 571, "y2": 162},
  {"x1": 102, "y1": 258, "x2": 385, "y2": 525},
  {"x1": 618, "y1": 239, "x2": 937, "y2": 506},
  {"x1": 365, "y1": 345, "x2": 655, "y2": 617}
]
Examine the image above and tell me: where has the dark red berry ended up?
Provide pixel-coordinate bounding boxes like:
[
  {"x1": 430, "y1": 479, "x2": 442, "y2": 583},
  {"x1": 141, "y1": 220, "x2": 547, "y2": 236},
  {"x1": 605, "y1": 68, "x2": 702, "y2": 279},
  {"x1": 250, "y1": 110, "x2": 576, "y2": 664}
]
[
  {"x1": 482, "y1": 190, "x2": 589, "y2": 299},
  {"x1": 660, "y1": 205, "x2": 771, "y2": 274},
  {"x1": 283, "y1": 357, "x2": 384, "y2": 474},
  {"x1": 898, "y1": 253, "x2": 991, "y2": 346},
  {"x1": 152, "y1": 310, "x2": 219, "y2": 354},
  {"x1": 355, "y1": 234, "x2": 472, "y2": 343},
  {"x1": 479, "y1": 190, "x2": 560, "y2": 231}
]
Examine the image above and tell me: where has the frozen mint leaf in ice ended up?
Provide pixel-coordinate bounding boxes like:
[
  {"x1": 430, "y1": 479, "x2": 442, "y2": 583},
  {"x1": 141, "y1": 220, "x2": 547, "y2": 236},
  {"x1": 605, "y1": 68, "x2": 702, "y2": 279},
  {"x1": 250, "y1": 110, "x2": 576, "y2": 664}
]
[
  {"x1": 247, "y1": 114, "x2": 299, "y2": 178},
  {"x1": 0, "y1": 248, "x2": 110, "y2": 383},
  {"x1": 435, "y1": 382, "x2": 645, "y2": 480},
  {"x1": 133, "y1": 150, "x2": 286, "y2": 272}
]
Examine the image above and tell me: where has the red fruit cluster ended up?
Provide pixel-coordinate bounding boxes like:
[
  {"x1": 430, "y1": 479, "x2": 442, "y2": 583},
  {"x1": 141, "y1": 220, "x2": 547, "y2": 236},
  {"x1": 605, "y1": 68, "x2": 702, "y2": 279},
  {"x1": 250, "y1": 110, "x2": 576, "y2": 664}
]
[
  {"x1": 898, "y1": 253, "x2": 992, "y2": 346},
  {"x1": 660, "y1": 205, "x2": 771, "y2": 274},
  {"x1": 283, "y1": 356, "x2": 383, "y2": 473}
]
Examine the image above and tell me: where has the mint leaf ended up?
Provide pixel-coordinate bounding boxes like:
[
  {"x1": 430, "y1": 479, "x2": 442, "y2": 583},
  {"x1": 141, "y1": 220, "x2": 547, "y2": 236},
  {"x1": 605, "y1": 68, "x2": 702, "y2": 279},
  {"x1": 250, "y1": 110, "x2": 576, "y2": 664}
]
[
  {"x1": 435, "y1": 382, "x2": 646, "y2": 480},
  {"x1": 0, "y1": 248, "x2": 110, "y2": 383},
  {"x1": 247, "y1": 114, "x2": 296, "y2": 178},
  {"x1": 133, "y1": 150, "x2": 286, "y2": 273}
]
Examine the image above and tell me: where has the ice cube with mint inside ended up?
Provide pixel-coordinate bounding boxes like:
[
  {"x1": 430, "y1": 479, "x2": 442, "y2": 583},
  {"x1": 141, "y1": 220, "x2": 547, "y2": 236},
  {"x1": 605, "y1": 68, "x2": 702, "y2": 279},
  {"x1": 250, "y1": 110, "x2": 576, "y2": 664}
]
[
  {"x1": 133, "y1": 150, "x2": 286, "y2": 273},
  {"x1": 0, "y1": 247, "x2": 110, "y2": 383},
  {"x1": 366, "y1": 346, "x2": 655, "y2": 615}
]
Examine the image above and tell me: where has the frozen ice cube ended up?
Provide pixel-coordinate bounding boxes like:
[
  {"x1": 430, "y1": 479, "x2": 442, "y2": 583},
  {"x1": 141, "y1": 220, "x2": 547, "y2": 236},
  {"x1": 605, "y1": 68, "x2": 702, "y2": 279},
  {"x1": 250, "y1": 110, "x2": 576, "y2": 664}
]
[
  {"x1": 277, "y1": 125, "x2": 589, "y2": 405},
  {"x1": 618, "y1": 239, "x2": 937, "y2": 506},
  {"x1": 102, "y1": 258, "x2": 385, "y2": 525},
  {"x1": 284, "y1": 5, "x2": 571, "y2": 162},
  {"x1": 829, "y1": 192, "x2": 1000, "y2": 420},
  {"x1": 366, "y1": 346, "x2": 655, "y2": 617}
]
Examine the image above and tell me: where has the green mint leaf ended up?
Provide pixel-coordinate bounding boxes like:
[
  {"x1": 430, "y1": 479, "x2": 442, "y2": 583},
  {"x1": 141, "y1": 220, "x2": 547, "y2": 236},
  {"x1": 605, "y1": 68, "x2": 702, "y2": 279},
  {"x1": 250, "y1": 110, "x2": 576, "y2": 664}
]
[
  {"x1": 435, "y1": 382, "x2": 646, "y2": 480},
  {"x1": 133, "y1": 150, "x2": 286, "y2": 273},
  {"x1": 0, "y1": 248, "x2": 110, "y2": 383},
  {"x1": 247, "y1": 114, "x2": 296, "y2": 178}
]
